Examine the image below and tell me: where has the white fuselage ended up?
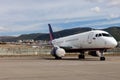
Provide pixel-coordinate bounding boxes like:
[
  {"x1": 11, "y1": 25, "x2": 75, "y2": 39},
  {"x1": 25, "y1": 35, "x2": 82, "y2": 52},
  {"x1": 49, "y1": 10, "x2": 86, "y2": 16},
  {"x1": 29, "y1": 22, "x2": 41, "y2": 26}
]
[{"x1": 52, "y1": 30, "x2": 117, "y2": 51}]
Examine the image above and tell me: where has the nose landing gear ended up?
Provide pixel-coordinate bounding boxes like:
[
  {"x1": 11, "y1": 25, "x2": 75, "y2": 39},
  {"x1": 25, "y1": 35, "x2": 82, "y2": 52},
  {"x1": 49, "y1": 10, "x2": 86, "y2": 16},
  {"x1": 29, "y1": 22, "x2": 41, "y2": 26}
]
[
  {"x1": 97, "y1": 50, "x2": 106, "y2": 61},
  {"x1": 100, "y1": 57, "x2": 105, "y2": 61}
]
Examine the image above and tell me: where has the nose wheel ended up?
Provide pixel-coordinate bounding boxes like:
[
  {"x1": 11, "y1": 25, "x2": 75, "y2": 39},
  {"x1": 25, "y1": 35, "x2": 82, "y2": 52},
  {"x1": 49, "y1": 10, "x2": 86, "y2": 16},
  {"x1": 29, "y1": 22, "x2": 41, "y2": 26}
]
[
  {"x1": 78, "y1": 55, "x2": 85, "y2": 59},
  {"x1": 97, "y1": 50, "x2": 106, "y2": 61},
  {"x1": 100, "y1": 57, "x2": 105, "y2": 61}
]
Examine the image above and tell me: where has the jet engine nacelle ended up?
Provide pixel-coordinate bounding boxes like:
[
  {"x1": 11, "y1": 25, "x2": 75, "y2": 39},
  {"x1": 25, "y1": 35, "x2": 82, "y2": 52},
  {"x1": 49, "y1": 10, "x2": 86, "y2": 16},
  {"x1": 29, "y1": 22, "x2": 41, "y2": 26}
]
[{"x1": 51, "y1": 47, "x2": 66, "y2": 58}]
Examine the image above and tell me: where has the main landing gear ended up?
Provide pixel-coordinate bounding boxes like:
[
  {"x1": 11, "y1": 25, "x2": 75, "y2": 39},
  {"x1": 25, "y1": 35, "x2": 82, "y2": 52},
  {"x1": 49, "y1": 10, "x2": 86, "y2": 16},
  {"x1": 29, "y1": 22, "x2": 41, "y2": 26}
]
[
  {"x1": 55, "y1": 56, "x2": 62, "y2": 60},
  {"x1": 78, "y1": 52, "x2": 85, "y2": 59}
]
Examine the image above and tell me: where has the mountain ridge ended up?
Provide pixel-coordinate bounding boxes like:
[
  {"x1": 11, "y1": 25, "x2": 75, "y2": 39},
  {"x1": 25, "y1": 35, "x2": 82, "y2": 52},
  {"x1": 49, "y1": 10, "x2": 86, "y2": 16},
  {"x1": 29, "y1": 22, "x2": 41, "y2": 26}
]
[{"x1": 0, "y1": 26, "x2": 120, "y2": 42}]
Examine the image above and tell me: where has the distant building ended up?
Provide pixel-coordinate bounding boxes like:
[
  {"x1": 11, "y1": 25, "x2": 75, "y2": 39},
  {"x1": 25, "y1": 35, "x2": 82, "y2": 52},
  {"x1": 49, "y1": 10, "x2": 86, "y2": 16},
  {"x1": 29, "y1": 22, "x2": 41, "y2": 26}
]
[{"x1": 17, "y1": 40, "x2": 50, "y2": 48}]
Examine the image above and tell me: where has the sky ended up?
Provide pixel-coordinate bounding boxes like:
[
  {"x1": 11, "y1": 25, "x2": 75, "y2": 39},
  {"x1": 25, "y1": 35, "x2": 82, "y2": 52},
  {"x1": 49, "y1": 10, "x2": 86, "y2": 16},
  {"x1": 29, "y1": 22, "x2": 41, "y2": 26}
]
[{"x1": 0, "y1": 0, "x2": 120, "y2": 36}]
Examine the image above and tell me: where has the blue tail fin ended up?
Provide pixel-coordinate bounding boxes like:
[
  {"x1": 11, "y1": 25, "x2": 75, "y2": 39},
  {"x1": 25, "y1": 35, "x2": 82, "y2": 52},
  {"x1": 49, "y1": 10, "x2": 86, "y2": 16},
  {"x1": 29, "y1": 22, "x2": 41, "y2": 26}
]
[{"x1": 48, "y1": 24, "x2": 54, "y2": 41}]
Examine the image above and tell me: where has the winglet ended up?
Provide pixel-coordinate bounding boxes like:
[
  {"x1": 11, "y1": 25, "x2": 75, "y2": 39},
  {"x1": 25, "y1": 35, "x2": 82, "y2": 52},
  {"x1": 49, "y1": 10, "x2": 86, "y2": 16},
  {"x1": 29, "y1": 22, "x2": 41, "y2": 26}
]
[{"x1": 48, "y1": 24, "x2": 54, "y2": 41}]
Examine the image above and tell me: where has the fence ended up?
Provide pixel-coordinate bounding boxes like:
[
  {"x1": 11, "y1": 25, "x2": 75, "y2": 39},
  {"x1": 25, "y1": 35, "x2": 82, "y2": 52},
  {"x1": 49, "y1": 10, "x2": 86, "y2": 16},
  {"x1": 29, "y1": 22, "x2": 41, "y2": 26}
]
[
  {"x1": 106, "y1": 48, "x2": 120, "y2": 55},
  {"x1": 0, "y1": 46, "x2": 120, "y2": 56},
  {"x1": 0, "y1": 47, "x2": 51, "y2": 56}
]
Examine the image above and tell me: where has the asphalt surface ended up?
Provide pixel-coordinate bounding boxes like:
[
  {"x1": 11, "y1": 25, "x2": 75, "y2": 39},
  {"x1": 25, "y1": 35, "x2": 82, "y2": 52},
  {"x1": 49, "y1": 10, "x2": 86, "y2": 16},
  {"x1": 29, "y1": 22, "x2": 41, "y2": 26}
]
[{"x1": 0, "y1": 56, "x2": 120, "y2": 80}]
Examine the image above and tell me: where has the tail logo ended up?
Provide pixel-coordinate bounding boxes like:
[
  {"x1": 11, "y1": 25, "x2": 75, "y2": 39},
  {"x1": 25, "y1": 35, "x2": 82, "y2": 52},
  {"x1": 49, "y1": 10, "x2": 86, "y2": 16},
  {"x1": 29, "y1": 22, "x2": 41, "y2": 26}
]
[{"x1": 48, "y1": 24, "x2": 54, "y2": 41}]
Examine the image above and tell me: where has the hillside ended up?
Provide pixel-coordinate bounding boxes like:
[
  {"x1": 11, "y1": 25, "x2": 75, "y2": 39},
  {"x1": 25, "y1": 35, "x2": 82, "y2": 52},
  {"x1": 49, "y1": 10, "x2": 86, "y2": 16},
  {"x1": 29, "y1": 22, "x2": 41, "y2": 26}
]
[
  {"x1": 104, "y1": 27, "x2": 120, "y2": 41},
  {"x1": 17, "y1": 33, "x2": 44, "y2": 40},
  {"x1": 34, "y1": 27, "x2": 120, "y2": 41},
  {"x1": 0, "y1": 27, "x2": 120, "y2": 42},
  {"x1": 35, "y1": 27, "x2": 92, "y2": 40},
  {"x1": 0, "y1": 36, "x2": 16, "y2": 42}
]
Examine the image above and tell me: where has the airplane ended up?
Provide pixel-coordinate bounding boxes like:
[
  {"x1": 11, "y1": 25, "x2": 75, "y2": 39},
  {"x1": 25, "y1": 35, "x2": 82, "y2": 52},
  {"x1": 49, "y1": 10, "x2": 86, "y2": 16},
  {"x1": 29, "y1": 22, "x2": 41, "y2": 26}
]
[{"x1": 48, "y1": 24, "x2": 117, "y2": 61}]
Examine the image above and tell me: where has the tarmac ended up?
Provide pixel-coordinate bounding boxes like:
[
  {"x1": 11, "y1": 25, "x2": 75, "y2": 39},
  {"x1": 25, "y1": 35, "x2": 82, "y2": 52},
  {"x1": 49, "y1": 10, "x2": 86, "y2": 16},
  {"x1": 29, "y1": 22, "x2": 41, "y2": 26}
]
[{"x1": 0, "y1": 56, "x2": 120, "y2": 80}]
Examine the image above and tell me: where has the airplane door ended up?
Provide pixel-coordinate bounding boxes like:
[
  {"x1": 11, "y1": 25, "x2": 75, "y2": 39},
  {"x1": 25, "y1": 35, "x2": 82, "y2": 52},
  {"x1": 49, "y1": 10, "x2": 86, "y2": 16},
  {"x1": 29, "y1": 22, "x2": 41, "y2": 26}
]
[{"x1": 88, "y1": 32, "x2": 94, "y2": 44}]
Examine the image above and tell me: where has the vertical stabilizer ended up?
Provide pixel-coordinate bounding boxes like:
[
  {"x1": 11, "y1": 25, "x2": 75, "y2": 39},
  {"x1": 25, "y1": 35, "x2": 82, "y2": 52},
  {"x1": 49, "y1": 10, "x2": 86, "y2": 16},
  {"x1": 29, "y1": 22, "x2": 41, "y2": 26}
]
[{"x1": 48, "y1": 24, "x2": 54, "y2": 41}]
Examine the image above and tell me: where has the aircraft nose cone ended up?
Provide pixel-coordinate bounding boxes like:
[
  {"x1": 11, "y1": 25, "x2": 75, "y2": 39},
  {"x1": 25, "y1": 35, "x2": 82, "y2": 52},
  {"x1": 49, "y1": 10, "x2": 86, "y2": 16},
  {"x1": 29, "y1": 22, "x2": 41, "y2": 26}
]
[
  {"x1": 111, "y1": 39, "x2": 118, "y2": 48},
  {"x1": 112, "y1": 40, "x2": 118, "y2": 47},
  {"x1": 106, "y1": 38, "x2": 118, "y2": 48}
]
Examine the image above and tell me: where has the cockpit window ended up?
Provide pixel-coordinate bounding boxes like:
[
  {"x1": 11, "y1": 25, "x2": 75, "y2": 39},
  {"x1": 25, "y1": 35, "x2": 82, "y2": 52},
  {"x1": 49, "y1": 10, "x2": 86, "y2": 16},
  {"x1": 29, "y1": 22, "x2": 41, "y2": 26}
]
[
  {"x1": 98, "y1": 34, "x2": 102, "y2": 37},
  {"x1": 102, "y1": 33, "x2": 112, "y2": 37},
  {"x1": 96, "y1": 34, "x2": 102, "y2": 37},
  {"x1": 95, "y1": 33, "x2": 112, "y2": 37},
  {"x1": 96, "y1": 34, "x2": 98, "y2": 37}
]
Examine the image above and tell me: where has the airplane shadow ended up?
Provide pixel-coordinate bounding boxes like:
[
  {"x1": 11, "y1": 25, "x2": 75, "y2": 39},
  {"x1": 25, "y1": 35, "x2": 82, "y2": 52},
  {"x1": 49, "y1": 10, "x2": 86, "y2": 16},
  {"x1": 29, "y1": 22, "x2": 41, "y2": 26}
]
[{"x1": 42, "y1": 57, "x2": 100, "y2": 61}]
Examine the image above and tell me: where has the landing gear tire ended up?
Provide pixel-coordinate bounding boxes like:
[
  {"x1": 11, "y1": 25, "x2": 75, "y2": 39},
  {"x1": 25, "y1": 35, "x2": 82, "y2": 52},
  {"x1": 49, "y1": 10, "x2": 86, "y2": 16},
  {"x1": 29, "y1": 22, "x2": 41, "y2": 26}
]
[
  {"x1": 78, "y1": 55, "x2": 85, "y2": 59},
  {"x1": 100, "y1": 57, "x2": 105, "y2": 61},
  {"x1": 55, "y1": 57, "x2": 62, "y2": 60}
]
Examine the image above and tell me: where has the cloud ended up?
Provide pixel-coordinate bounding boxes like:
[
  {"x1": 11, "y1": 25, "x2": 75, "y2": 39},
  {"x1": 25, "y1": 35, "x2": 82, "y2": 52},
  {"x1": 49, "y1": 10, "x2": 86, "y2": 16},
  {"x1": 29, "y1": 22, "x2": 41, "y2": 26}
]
[
  {"x1": 107, "y1": 14, "x2": 120, "y2": 20},
  {"x1": 0, "y1": 26, "x2": 7, "y2": 31},
  {"x1": 91, "y1": 7, "x2": 101, "y2": 13},
  {"x1": 108, "y1": 0, "x2": 120, "y2": 7},
  {"x1": 86, "y1": 0, "x2": 120, "y2": 7},
  {"x1": 109, "y1": 14, "x2": 120, "y2": 18},
  {"x1": 0, "y1": 0, "x2": 85, "y2": 21},
  {"x1": 0, "y1": 0, "x2": 119, "y2": 36},
  {"x1": 85, "y1": 0, "x2": 104, "y2": 3}
]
